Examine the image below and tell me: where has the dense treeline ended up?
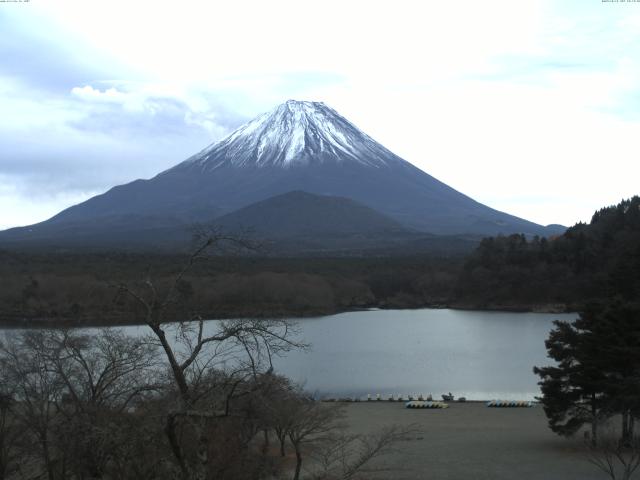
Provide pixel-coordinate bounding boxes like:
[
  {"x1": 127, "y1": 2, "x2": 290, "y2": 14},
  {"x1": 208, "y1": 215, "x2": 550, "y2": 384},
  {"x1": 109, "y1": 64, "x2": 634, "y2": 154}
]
[
  {"x1": 2, "y1": 196, "x2": 640, "y2": 326},
  {"x1": 0, "y1": 252, "x2": 462, "y2": 326},
  {"x1": 456, "y1": 196, "x2": 640, "y2": 309}
]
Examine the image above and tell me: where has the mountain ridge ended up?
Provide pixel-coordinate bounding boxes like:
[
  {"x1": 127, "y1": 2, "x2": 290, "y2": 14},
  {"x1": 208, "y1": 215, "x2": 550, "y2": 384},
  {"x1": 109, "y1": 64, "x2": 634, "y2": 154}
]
[{"x1": 0, "y1": 99, "x2": 565, "y2": 251}]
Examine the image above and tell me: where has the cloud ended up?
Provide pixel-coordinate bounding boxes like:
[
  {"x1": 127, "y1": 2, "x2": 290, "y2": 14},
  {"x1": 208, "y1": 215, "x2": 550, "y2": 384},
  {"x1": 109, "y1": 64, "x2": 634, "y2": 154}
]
[
  {"x1": 71, "y1": 85, "x2": 127, "y2": 103},
  {"x1": 0, "y1": 78, "x2": 250, "y2": 189},
  {"x1": 68, "y1": 83, "x2": 245, "y2": 139},
  {"x1": 0, "y1": 174, "x2": 99, "y2": 230},
  {"x1": 0, "y1": 8, "x2": 129, "y2": 93},
  {"x1": 1, "y1": 0, "x2": 640, "y2": 229},
  {"x1": 0, "y1": 7, "x2": 255, "y2": 222},
  {"x1": 0, "y1": 79, "x2": 250, "y2": 227}
]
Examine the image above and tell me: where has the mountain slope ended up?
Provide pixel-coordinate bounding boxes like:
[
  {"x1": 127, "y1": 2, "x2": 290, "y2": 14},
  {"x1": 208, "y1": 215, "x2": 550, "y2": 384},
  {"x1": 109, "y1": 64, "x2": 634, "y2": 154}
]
[
  {"x1": 0, "y1": 100, "x2": 564, "y2": 250},
  {"x1": 214, "y1": 190, "x2": 430, "y2": 254},
  {"x1": 215, "y1": 190, "x2": 409, "y2": 237},
  {"x1": 0, "y1": 214, "x2": 196, "y2": 250}
]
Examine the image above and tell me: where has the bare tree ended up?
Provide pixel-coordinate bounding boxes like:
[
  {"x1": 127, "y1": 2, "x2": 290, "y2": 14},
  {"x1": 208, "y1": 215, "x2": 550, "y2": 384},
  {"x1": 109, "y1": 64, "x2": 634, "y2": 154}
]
[
  {"x1": 277, "y1": 390, "x2": 419, "y2": 480},
  {"x1": 0, "y1": 329, "x2": 162, "y2": 480},
  {"x1": 586, "y1": 425, "x2": 640, "y2": 480},
  {"x1": 311, "y1": 424, "x2": 420, "y2": 480},
  {"x1": 114, "y1": 230, "x2": 306, "y2": 480},
  {"x1": 0, "y1": 371, "x2": 22, "y2": 480},
  {"x1": 43, "y1": 329, "x2": 160, "y2": 413},
  {"x1": 44, "y1": 329, "x2": 160, "y2": 479},
  {"x1": 269, "y1": 385, "x2": 298, "y2": 457},
  {"x1": 0, "y1": 331, "x2": 66, "y2": 480},
  {"x1": 286, "y1": 399, "x2": 345, "y2": 480}
]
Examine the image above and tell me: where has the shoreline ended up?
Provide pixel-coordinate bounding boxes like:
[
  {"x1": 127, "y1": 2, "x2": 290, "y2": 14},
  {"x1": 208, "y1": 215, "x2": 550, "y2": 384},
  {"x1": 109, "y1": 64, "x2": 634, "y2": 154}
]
[
  {"x1": 322, "y1": 398, "x2": 538, "y2": 403},
  {"x1": 0, "y1": 302, "x2": 576, "y2": 329},
  {"x1": 0, "y1": 303, "x2": 576, "y2": 329}
]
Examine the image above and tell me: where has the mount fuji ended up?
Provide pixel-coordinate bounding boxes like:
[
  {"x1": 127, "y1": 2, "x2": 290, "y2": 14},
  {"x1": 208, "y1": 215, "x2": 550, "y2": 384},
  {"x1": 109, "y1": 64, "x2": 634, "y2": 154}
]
[{"x1": 0, "y1": 100, "x2": 563, "y2": 252}]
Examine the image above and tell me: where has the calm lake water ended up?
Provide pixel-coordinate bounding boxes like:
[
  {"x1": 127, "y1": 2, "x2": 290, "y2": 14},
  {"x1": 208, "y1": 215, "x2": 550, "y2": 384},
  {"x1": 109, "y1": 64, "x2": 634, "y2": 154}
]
[
  {"x1": 269, "y1": 308, "x2": 576, "y2": 401},
  {"x1": 6, "y1": 308, "x2": 576, "y2": 401}
]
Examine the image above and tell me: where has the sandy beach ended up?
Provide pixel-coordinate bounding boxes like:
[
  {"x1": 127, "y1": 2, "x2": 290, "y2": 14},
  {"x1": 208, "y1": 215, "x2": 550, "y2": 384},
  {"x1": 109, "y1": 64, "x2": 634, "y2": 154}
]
[{"x1": 339, "y1": 402, "x2": 603, "y2": 480}]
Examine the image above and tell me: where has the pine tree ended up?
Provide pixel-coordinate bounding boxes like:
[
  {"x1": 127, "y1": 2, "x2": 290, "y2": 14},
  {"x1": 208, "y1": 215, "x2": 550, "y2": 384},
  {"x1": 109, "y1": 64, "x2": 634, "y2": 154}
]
[
  {"x1": 588, "y1": 302, "x2": 640, "y2": 444},
  {"x1": 534, "y1": 302, "x2": 640, "y2": 445},
  {"x1": 534, "y1": 312, "x2": 609, "y2": 445}
]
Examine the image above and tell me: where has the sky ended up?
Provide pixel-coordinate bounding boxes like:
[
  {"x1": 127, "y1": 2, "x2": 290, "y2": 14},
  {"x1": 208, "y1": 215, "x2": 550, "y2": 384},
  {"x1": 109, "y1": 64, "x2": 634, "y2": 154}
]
[{"x1": 1, "y1": 0, "x2": 639, "y2": 229}]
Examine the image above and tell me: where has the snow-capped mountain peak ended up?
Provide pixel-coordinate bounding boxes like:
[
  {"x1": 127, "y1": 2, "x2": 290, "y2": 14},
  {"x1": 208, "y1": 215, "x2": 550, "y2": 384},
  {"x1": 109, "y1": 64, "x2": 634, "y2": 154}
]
[
  {"x1": 0, "y1": 99, "x2": 561, "y2": 246},
  {"x1": 177, "y1": 100, "x2": 405, "y2": 171}
]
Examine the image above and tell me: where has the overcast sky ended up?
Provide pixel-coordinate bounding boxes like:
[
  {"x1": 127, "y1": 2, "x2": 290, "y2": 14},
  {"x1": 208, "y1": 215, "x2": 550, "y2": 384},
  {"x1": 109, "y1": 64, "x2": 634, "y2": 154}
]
[{"x1": 1, "y1": 0, "x2": 639, "y2": 230}]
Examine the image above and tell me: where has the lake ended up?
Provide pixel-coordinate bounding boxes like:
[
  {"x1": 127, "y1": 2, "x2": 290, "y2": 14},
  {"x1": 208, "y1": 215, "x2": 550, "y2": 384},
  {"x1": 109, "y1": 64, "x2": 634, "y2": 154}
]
[
  {"x1": 271, "y1": 308, "x2": 575, "y2": 401},
  {"x1": 4, "y1": 308, "x2": 576, "y2": 401}
]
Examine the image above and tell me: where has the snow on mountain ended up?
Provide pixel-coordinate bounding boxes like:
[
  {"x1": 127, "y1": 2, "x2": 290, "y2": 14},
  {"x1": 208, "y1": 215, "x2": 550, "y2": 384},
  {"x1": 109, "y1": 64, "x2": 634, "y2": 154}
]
[
  {"x1": 174, "y1": 100, "x2": 406, "y2": 171},
  {"x1": 0, "y1": 99, "x2": 566, "y2": 250}
]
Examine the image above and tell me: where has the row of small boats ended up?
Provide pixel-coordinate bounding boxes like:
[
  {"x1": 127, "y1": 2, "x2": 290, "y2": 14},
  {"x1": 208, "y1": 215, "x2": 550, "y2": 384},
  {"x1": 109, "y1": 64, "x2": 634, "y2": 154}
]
[
  {"x1": 322, "y1": 392, "x2": 534, "y2": 407},
  {"x1": 405, "y1": 399, "x2": 534, "y2": 409}
]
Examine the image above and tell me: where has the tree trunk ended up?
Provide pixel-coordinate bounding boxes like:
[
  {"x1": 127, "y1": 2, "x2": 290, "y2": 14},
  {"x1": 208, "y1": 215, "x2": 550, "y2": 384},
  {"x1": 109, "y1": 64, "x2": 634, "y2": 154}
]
[
  {"x1": 195, "y1": 425, "x2": 208, "y2": 480},
  {"x1": 280, "y1": 437, "x2": 286, "y2": 457},
  {"x1": 164, "y1": 414, "x2": 188, "y2": 479},
  {"x1": 275, "y1": 429, "x2": 286, "y2": 456},
  {"x1": 292, "y1": 445, "x2": 302, "y2": 480},
  {"x1": 153, "y1": 324, "x2": 205, "y2": 480},
  {"x1": 262, "y1": 429, "x2": 269, "y2": 455},
  {"x1": 41, "y1": 437, "x2": 55, "y2": 480},
  {"x1": 591, "y1": 395, "x2": 598, "y2": 447},
  {"x1": 151, "y1": 326, "x2": 190, "y2": 399},
  {"x1": 622, "y1": 410, "x2": 631, "y2": 446}
]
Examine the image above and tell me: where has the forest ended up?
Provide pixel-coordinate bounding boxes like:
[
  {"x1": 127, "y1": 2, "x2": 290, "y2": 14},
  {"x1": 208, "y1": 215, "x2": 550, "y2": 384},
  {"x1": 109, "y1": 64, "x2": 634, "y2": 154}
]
[
  {"x1": 0, "y1": 197, "x2": 639, "y2": 327},
  {"x1": 456, "y1": 196, "x2": 640, "y2": 309},
  {"x1": 0, "y1": 251, "x2": 461, "y2": 327}
]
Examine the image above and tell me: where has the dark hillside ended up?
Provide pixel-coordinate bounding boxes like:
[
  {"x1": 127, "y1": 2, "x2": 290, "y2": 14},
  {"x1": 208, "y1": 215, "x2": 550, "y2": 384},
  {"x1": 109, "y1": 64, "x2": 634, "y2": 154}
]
[{"x1": 456, "y1": 196, "x2": 640, "y2": 309}]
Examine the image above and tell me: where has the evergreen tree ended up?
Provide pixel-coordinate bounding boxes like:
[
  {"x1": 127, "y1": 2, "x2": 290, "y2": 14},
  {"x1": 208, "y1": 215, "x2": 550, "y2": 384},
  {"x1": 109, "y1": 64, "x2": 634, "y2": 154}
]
[
  {"x1": 535, "y1": 301, "x2": 640, "y2": 445},
  {"x1": 534, "y1": 312, "x2": 609, "y2": 445},
  {"x1": 588, "y1": 302, "x2": 640, "y2": 444}
]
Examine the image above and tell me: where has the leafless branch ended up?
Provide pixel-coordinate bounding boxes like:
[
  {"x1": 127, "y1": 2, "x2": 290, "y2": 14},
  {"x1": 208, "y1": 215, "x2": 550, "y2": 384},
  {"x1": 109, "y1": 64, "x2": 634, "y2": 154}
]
[{"x1": 586, "y1": 427, "x2": 640, "y2": 480}]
